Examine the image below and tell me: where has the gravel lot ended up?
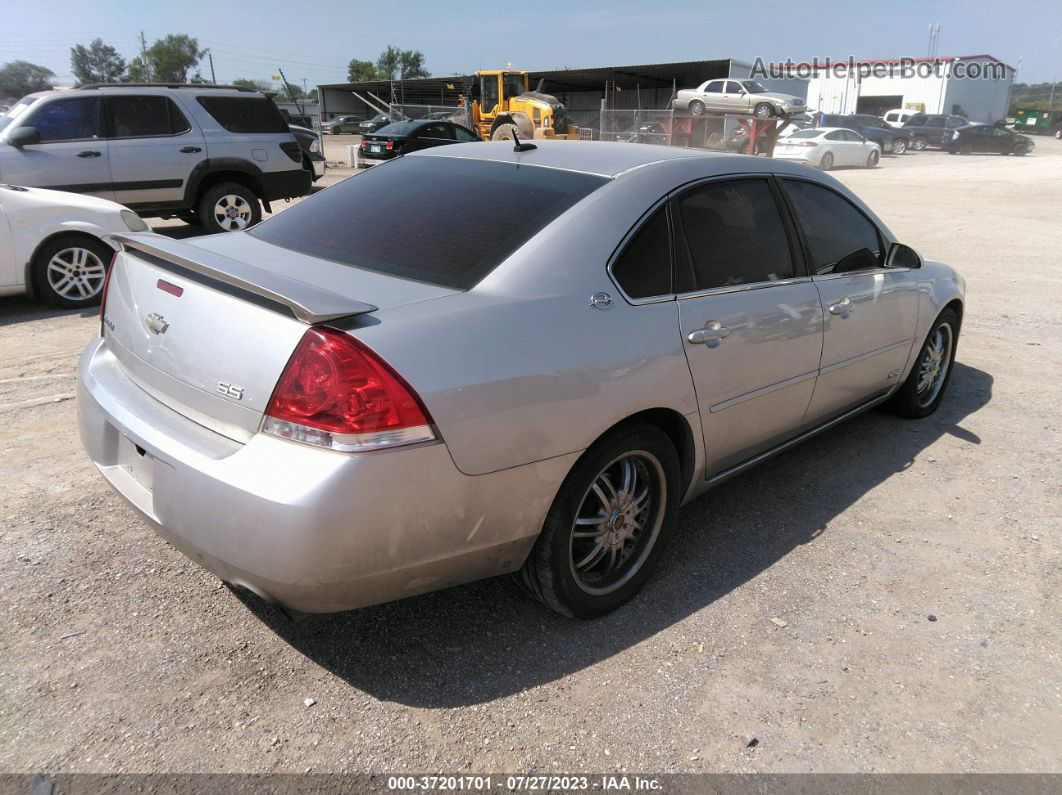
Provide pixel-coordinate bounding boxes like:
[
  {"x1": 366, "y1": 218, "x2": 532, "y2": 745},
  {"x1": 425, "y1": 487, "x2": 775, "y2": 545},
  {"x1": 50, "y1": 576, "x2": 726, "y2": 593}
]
[{"x1": 0, "y1": 137, "x2": 1059, "y2": 775}]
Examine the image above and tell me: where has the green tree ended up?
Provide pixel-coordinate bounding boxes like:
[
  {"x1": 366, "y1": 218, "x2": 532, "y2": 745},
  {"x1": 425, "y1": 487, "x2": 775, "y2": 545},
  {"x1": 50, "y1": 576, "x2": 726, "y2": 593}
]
[
  {"x1": 70, "y1": 38, "x2": 126, "y2": 84},
  {"x1": 0, "y1": 61, "x2": 55, "y2": 99},
  {"x1": 375, "y1": 46, "x2": 402, "y2": 81},
  {"x1": 306, "y1": 88, "x2": 318, "y2": 102},
  {"x1": 232, "y1": 78, "x2": 271, "y2": 91},
  {"x1": 398, "y1": 49, "x2": 429, "y2": 80},
  {"x1": 347, "y1": 59, "x2": 378, "y2": 82},
  {"x1": 127, "y1": 34, "x2": 207, "y2": 83}
]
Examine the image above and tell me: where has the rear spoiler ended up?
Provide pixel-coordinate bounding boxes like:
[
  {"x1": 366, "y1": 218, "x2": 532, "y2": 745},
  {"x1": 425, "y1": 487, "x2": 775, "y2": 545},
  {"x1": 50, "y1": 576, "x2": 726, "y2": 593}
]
[{"x1": 111, "y1": 233, "x2": 378, "y2": 324}]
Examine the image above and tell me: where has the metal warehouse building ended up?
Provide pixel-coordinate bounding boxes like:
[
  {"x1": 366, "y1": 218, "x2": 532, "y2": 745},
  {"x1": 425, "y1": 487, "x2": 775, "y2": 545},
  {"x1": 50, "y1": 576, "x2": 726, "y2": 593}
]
[
  {"x1": 800, "y1": 55, "x2": 1015, "y2": 123},
  {"x1": 318, "y1": 58, "x2": 804, "y2": 129}
]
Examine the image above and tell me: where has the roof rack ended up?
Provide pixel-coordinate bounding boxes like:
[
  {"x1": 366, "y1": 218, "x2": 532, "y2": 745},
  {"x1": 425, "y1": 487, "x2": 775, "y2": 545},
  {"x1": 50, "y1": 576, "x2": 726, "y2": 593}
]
[{"x1": 74, "y1": 83, "x2": 256, "y2": 92}]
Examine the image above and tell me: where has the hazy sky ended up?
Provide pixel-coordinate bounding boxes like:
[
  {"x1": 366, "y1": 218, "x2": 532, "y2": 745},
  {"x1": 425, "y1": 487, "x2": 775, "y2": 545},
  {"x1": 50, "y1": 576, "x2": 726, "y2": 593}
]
[{"x1": 4, "y1": 0, "x2": 1060, "y2": 88}]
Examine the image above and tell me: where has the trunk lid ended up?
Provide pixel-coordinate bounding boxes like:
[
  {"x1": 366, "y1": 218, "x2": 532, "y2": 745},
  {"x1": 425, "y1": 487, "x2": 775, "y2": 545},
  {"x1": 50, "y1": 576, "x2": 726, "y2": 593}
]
[{"x1": 102, "y1": 232, "x2": 456, "y2": 442}]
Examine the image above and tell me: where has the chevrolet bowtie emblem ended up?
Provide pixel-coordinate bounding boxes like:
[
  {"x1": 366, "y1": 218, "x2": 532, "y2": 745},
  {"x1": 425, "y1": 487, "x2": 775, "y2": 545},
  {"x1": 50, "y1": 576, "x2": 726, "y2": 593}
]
[{"x1": 145, "y1": 312, "x2": 169, "y2": 335}]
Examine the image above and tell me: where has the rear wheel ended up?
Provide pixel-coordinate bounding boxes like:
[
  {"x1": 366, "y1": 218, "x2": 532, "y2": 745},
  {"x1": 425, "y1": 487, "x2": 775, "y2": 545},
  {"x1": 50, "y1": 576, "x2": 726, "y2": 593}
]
[
  {"x1": 892, "y1": 137, "x2": 907, "y2": 155},
  {"x1": 818, "y1": 151, "x2": 834, "y2": 171},
  {"x1": 911, "y1": 136, "x2": 927, "y2": 151},
  {"x1": 32, "y1": 234, "x2": 112, "y2": 309},
  {"x1": 688, "y1": 100, "x2": 705, "y2": 117},
  {"x1": 519, "y1": 423, "x2": 680, "y2": 618},
  {"x1": 754, "y1": 102, "x2": 775, "y2": 119},
  {"x1": 198, "y1": 182, "x2": 262, "y2": 233},
  {"x1": 885, "y1": 308, "x2": 959, "y2": 419}
]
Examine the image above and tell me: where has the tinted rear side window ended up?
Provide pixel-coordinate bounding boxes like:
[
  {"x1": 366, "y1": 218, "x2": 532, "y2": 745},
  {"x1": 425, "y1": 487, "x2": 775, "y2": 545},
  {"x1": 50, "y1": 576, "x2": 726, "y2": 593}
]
[
  {"x1": 109, "y1": 96, "x2": 190, "y2": 137},
  {"x1": 249, "y1": 156, "x2": 607, "y2": 289},
  {"x1": 611, "y1": 205, "x2": 671, "y2": 299},
  {"x1": 196, "y1": 96, "x2": 288, "y2": 133}
]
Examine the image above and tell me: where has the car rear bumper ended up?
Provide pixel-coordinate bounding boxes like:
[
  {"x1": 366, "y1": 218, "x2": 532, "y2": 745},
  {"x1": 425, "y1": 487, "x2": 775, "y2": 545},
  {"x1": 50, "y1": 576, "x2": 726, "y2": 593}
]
[
  {"x1": 77, "y1": 337, "x2": 575, "y2": 613},
  {"x1": 258, "y1": 168, "x2": 312, "y2": 201}
]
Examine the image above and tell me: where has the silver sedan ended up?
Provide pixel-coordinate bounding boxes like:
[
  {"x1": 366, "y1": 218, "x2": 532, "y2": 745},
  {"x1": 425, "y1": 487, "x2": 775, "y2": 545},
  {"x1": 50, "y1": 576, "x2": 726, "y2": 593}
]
[{"x1": 77, "y1": 141, "x2": 965, "y2": 618}]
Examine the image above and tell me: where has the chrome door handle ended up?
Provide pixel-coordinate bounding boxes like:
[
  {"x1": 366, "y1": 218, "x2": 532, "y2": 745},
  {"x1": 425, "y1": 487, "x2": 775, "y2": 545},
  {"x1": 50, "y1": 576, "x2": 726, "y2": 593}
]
[
  {"x1": 688, "y1": 321, "x2": 730, "y2": 346},
  {"x1": 828, "y1": 297, "x2": 853, "y2": 316}
]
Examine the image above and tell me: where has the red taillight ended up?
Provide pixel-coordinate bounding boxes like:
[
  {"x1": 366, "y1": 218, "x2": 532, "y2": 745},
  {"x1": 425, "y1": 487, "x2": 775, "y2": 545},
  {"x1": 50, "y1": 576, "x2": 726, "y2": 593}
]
[
  {"x1": 99, "y1": 251, "x2": 118, "y2": 335},
  {"x1": 385, "y1": 139, "x2": 395, "y2": 150},
  {"x1": 263, "y1": 327, "x2": 435, "y2": 452},
  {"x1": 279, "y1": 141, "x2": 302, "y2": 162},
  {"x1": 359, "y1": 139, "x2": 368, "y2": 150}
]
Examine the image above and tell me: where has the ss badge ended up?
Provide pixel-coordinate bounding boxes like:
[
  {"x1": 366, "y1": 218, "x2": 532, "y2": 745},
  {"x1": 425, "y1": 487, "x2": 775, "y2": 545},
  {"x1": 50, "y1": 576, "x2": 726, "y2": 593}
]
[{"x1": 216, "y1": 381, "x2": 245, "y2": 400}]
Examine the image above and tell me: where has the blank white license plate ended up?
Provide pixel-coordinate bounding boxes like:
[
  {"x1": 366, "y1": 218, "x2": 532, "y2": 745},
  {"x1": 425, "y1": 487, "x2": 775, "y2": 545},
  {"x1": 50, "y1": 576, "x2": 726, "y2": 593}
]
[{"x1": 117, "y1": 434, "x2": 154, "y2": 492}]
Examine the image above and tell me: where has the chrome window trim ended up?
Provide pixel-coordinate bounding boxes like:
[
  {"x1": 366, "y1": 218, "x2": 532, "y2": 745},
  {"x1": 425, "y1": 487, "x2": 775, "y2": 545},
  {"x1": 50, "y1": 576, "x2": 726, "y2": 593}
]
[
  {"x1": 676, "y1": 276, "x2": 813, "y2": 301},
  {"x1": 811, "y1": 266, "x2": 912, "y2": 281}
]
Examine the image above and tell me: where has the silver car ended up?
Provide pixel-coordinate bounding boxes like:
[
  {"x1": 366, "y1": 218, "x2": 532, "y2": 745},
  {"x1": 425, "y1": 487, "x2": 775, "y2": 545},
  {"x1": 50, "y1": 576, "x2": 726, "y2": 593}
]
[
  {"x1": 77, "y1": 142, "x2": 965, "y2": 618},
  {"x1": 674, "y1": 79, "x2": 807, "y2": 118}
]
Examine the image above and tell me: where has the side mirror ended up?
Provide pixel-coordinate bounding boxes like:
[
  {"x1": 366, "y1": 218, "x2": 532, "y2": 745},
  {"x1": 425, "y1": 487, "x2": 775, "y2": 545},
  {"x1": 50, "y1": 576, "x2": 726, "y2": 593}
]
[
  {"x1": 887, "y1": 242, "x2": 923, "y2": 269},
  {"x1": 8, "y1": 126, "x2": 41, "y2": 148}
]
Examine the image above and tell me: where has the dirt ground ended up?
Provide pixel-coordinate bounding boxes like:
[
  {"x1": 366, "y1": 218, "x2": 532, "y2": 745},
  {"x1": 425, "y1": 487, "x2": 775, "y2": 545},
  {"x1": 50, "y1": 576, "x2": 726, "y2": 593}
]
[{"x1": 0, "y1": 136, "x2": 1059, "y2": 775}]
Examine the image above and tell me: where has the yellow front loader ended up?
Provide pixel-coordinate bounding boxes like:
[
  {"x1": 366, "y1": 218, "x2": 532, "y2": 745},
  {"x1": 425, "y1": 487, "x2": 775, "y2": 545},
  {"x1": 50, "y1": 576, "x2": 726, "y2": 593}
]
[{"x1": 469, "y1": 70, "x2": 579, "y2": 142}]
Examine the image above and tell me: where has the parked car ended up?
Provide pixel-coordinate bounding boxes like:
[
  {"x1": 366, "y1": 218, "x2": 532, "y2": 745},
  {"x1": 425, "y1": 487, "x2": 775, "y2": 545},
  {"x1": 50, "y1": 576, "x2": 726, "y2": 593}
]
[
  {"x1": 322, "y1": 115, "x2": 359, "y2": 134},
  {"x1": 901, "y1": 113, "x2": 969, "y2": 150},
  {"x1": 674, "y1": 79, "x2": 807, "y2": 119},
  {"x1": 0, "y1": 183, "x2": 147, "y2": 307},
  {"x1": 817, "y1": 114, "x2": 910, "y2": 154},
  {"x1": 882, "y1": 108, "x2": 919, "y2": 128},
  {"x1": 0, "y1": 84, "x2": 311, "y2": 234},
  {"x1": 773, "y1": 127, "x2": 881, "y2": 170},
  {"x1": 358, "y1": 119, "x2": 479, "y2": 164},
  {"x1": 359, "y1": 113, "x2": 396, "y2": 134},
  {"x1": 78, "y1": 141, "x2": 964, "y2": 618},
  {"x1": 289, "y1": 124, "x2": 326, "y2": 181},
  {"x1": 942, "y1": 124, "x2": 1034, "y2": 156}
]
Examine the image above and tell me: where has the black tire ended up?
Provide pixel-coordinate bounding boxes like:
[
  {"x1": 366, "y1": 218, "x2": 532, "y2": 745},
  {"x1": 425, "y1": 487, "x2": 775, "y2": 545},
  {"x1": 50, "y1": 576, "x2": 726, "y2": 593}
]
[
  {"x1": 892, "y1": 137, "x2": 907, "y2": 155},
  {"x1": 866, "y1": 149, "x2": 880, "y2": 167},
  {"x1": 519, "y1": 423, "x2": 681, "y2": 618},
  {"x1": 32, "y1": 234, "x2": 113, "y2": 309},
  {"x1": 688, "y1": 100, "x2": 705, "y2": 117},
  {"x1": 911, "y1": 136, "x2": 927, "y2": 151},
  {"x1": 754, "y1": 102, "x2": 775, "y2": 119},
  {"x1": 959, "y1": 143, "x2": 973, "y2": 155},
  {"x1": 1013, "y1": 147, "x2": 1028, "y2": 156},
  {"x1": 819, "y1": 152, "x2": 834, "y2": 171},
  {"x1": 885, "y1": 308, "x2": 960, "y2": 419},
  {"x1": 178, "y1": 210, "x2": 202, "y2": 226},
  {"x1": 197, "y1": 181, "x2": 262, "y2": 234}
]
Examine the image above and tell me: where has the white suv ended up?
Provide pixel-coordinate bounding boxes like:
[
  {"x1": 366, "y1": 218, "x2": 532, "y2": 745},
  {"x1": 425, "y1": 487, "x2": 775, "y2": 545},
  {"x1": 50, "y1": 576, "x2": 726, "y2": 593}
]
[{"x1": 0, "y1": 84, "x2": 311, "y2": 233}]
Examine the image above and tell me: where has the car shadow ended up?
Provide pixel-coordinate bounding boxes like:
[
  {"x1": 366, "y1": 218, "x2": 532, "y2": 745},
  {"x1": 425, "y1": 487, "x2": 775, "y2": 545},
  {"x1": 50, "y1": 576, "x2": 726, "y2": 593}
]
[
  {"x1": 234, "y1": 361, "x2": 992, "y2": 708},
  {"x1": 0, "y1": 295, "x2": 99, "y2": 327}
]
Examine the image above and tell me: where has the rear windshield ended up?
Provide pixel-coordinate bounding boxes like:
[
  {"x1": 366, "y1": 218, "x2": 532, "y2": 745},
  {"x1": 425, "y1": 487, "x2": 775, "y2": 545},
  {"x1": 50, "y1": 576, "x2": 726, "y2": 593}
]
[
  {"x1": 249, "y1": 155, "x2": 608, "y2": 289},
  {"x1": 788, "y1": 130, "x2": 822, "y2": 138},
  {"x1": 376, "y1": 121, "x2": 416, "y2": 136},
  {"x1": 196, "y1": 96, "x2": 289, "y2": 133}
]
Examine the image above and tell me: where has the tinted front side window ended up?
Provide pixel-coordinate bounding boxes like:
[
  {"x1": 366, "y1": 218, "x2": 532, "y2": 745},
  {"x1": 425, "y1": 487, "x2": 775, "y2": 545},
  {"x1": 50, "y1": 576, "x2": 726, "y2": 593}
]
[
  {"x1": 26, "y1": 97, "x2": 98, "y2": 141},
  {"x1": 783, "y1": 180, "x2": 882, "y2": 275},
  {"x1": 196, "y1": 96, "x2": 288, "y2": 133},
  {"x1": 109, "y1": 95, "x2": 190, "y2": 137},
  {"x1": 249, "y1": 156, "x2": 607, "y2": 289},
  {"x1": 611, "y1": 206, "x2": 671, "y2": 299},
  {"x1": 676, "y1": 178, "x2": 794, "y2": 291},
  {"x1": 454, "y1": 125, "x2": 478, "y2": 142}
]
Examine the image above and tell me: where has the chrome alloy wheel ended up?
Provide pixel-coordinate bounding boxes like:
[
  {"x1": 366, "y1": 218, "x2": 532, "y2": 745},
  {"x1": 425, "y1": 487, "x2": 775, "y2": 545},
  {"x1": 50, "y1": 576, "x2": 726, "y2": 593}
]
[
  {"x1": 213, "y1": 194, "x2": 253, "y2": 231},
  {"x1": 569, "y1": 451, "x2": 666, "y2": 596},
  {"x1": 916, "y1": 322, "x2": 953, "y2": 408},
  {"x1": 47, "y1": 246, "x2": 107, "y2": 302}
]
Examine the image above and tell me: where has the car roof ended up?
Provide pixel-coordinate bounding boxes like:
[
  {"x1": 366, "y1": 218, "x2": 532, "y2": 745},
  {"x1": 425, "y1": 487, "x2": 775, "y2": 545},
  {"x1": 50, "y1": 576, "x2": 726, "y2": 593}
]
[{"x1": 410, "y1": 140, "x2": 756, "y2": 178}]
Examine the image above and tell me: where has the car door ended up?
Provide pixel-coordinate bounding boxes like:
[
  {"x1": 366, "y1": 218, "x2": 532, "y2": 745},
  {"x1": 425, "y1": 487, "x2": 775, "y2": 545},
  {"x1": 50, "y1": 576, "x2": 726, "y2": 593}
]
[
  {"x1": 780, "y1": 178, "x2": 919, "y2": 424},
  {"x1": 988, "y1": 127, "x2": 1012, "y2": 153},
  {"x1": 414, "y1": 123, "x2": 455, "y2": 152},
  {"x1": 672, "y1": 176, "x2": 824, "y2": 476},
  {"x1": 0, "y1": 96, "x2": 112, "y2": 199},
  {"x1": 722, "y1": 81, "x2": 748, "y2": 113},
  {"x1": 0, "y1": 193, "x2": 16, "y2": 290},
  {"x1": 701, "y1": 80, "x2": 725, "y2": 111},
  {"x1": 821, "y1": 130, "x2": 850, "y2": 164},
  {"x1": 105, "y1": 94, "x2": 207, "y2": 208}
]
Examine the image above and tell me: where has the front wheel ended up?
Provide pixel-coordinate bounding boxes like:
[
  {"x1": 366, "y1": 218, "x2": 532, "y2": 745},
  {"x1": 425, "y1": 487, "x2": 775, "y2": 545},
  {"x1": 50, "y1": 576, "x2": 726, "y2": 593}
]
[
  {"x1": 754, "y1": 102, "x2": 775, "y2": 119},
  {"x1": 911, "y1": 136, "x2": 927, "y2": 151},
  {"x1": 866, "y1": 149, "x2": 880, "y2": 167},
  {"x1": 885, "y1": 308, "x2": 960, "y2": 419},
  {"x1": 688, "y1": 100, "x2": 705, "y2": 117},
  {"x1": 490, "y1": 123, "x2": 519, "y2": 141},
  {"x1": 959, "y1": 142, "x2": 973, "y2": 155},
  {"x1": 519, "y1": 423, "x2": 681, "y2": 618},
  {"x1": 32, "y1": 234, "x2": 113, "y2": 309},
  {"x1": 198, "y1": 182, "x2": 262, "y2": 233},
  {"x1": 892, "y1": 138, "x2": 907, "y2": 155},
  {"x1": 818, "y1": 151, "x2": 834, "y2": 171}
]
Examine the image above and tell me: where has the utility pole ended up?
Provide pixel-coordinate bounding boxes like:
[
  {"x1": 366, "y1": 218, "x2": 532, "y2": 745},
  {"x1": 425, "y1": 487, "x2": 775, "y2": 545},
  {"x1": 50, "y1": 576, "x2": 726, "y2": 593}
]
[
  {"x1": 139, "y1": 30, "x2": 150, "y2": 81},
  {"x1": 208, "y1": 53, "x2": 217, "y2": 84}
]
